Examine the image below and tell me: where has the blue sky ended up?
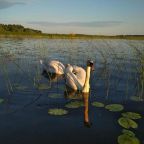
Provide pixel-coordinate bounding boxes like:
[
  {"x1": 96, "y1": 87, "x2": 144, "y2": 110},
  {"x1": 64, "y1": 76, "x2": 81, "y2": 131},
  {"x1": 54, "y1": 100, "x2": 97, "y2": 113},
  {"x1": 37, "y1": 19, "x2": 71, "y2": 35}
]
[{"x1": 0, "y1": 0, "x2": 144, "y2": 35}]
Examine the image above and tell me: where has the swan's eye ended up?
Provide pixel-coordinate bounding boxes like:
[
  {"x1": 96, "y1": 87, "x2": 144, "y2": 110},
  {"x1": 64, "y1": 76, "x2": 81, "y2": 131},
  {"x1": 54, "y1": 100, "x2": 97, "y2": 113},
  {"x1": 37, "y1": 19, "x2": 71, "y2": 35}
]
[{"x1": 72, "y1": 70, "x2": 77, "y2": 75}]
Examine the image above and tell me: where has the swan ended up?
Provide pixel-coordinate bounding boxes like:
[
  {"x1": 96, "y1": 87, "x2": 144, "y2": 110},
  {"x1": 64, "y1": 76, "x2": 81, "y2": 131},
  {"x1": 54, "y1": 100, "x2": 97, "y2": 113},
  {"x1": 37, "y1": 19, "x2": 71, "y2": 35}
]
[
  {"x1": 65, "y1": 60, "x2": 94, "y2": 93},
  {"x1": 40, "y1": 59, "x2": 65, "y2": 75}
]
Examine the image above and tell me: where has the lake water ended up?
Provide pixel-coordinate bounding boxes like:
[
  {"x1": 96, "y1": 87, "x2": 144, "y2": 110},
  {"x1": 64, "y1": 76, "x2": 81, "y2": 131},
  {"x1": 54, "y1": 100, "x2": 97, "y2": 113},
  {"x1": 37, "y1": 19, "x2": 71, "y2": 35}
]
[{"x1": 0, "y1": 38, "x2": 144, "y2": 144}]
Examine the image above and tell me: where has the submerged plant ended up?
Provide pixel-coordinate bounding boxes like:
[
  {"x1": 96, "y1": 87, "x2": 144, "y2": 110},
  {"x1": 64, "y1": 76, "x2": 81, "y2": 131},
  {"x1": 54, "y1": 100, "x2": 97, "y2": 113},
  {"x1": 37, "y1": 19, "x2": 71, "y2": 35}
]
[
  {"x1": 91, "y1": 101, "x2": 105, "y2": 107},
  {"x1": 65, "y1": 101, "x2": 84, "y2": 108},
  {"x1": 105, "y1": 104, "x2": 124, "y2": 112},
  {"x1": 48, "y1": 108, "x2": 68, "y2": 116},
  {"x1": 118, "y1": 117, "x2": 138, "y2": 129},
  {"x1": 122, "y1": 112, "x2": 142, "y2": 120}
]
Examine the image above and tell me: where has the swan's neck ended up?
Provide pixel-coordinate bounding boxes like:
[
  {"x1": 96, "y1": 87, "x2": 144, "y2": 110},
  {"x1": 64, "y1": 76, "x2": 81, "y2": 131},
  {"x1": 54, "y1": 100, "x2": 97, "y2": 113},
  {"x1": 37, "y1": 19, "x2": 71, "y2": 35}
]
[{"x1": 82, "y1": 66, "x2": 91, "y2": 93}]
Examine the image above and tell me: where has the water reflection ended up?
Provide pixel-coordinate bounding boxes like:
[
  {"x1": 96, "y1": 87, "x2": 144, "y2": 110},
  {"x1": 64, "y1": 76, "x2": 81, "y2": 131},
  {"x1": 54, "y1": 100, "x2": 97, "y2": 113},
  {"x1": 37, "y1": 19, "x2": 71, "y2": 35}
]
[
  {"x1": 83, "y1": 92, "x2": 92, "y2": 128},
  {"x1": 64, "y1": 88, "x2": 91, "y2": 128},
  {"x1": 42, "y1": 70, "x2": 63, "y2": 82},
  {"x1": 64, "y1": 88, "x2": 83, "y2": 100}
]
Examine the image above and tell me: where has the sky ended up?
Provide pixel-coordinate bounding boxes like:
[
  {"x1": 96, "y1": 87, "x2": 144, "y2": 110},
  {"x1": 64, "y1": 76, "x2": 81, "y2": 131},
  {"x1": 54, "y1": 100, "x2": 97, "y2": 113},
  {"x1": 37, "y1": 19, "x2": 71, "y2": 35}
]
[{"x1": 0, "y1": 0, "x2": 144, "y2": 35}]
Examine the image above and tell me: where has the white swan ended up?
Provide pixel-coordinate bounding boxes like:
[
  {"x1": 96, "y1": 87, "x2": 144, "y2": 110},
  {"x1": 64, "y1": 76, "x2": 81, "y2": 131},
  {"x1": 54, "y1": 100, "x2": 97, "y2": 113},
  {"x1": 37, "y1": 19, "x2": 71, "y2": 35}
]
[
  {"x1": 40, "y1": 59, "x2": 65, "y2": 75},
  {"x1": 65, "y1": 60, "x2": 94, "y2": 93}
]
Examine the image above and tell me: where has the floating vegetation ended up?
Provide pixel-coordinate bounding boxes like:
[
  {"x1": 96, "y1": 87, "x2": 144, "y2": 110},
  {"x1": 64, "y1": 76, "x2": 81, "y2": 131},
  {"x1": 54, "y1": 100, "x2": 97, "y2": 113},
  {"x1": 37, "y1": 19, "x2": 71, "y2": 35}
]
[
  {"x1": 57, "y1": 86, "x2": 66, "y2": 91},
  {"x1": 118, "y1": 117, "x2": 138, "y2": 129},
  {"x1": 130, "y1": 96, "x2": 143, "y2": 102},
  {"x1": 0, "y1": 98, "x2": 4, "y2": 103},
  {"x1": 37, "y1": 83, "x2": 50, "y2": 90},
  {"x1": 48, "y1": 108, "x2": 68, "y2": 116},
  {"x1": 65, "y1": 101, "x2": 84, "y2": 108},
  {"x1": 91, "y1": 101, "x2": 104, "y2": 107},
  {"x1": 122, "y1": 129, "x2": 135, "y2": 137},
  {"x1": 118, "y1": 134, "x2": 140, "y2": 144},
  {"x1": 105, "y1": 104, "x2": 124, "y2": 112},
  {"x1": 14, "y1": 84, "x2": 28, "y2": 90},
  {"x1": 48, "y1": 93, "x2": 63, "y2": 99},
  {"x1": 122, "y1": 112, "x2": 142, "y2": 120}
]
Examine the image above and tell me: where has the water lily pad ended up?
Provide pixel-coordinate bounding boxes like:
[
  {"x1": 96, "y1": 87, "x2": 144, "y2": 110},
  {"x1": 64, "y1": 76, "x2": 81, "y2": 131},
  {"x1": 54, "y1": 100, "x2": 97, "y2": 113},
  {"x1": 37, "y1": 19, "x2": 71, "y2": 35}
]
[
  {"x1": 122, "y1": 112, "x2": 142, "y2": 120},
  {"x1": 130, "y1": 96, "x2": 143, "y2": 102},
  {"x1": 48, "y1": 93, "x2": 63, "y2": 99},
  {"x1": 0, "y1": 98, "x2": 4, "y2": 103},
  {"x1": 37, "y1": 84, "x2": 50, "y2": 90},
  {"x1": 14, "y1": 84, "x2": 28, "y2": 90},
  {"x1": 118, "y1": 117, "x2": 138, "y2": 129},
  {"x1": 122, "y1": 129, "x2": 135, "y2": 137},
  {"x1": 118, "y1": 134, "x2": 140, "y2": 144},
  {"x1": 105, "y1": 104, "x2": 124, "y2": 112},
  {"x1": 91, "y1": 101, "x2": 104, "y2": 107},
  {"x1": 48, "y1": 108, "x2": 68, "y2": 116},
  {"x1": 65, "y1": 101, "x2": 84, "y2": 108}
]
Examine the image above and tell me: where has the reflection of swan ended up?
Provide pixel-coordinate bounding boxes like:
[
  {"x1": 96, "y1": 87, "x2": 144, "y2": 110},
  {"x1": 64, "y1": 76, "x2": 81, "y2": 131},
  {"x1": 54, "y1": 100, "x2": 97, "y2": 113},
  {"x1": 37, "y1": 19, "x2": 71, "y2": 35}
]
[
  {"x1": 40, "y1": 60, "x2": 65, "y2": 75},
  {"x1": 83, "y1": 93, "x2": 92, "y2": 128},
  {"x1": 64, "y1": 89, "x2": 92, "y2": 127},
  {"x1": 64, "y1": 87, "x2": 83, "y2": 100},
  {"x1": 65, "y1": 60, "x2": 94, "y2": 93}
]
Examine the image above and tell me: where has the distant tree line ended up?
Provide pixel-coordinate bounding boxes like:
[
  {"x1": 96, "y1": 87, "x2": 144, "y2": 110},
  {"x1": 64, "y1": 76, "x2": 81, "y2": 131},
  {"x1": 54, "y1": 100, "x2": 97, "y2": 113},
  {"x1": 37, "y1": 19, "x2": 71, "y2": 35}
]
[
  {"x1": 0, "y1": 23, "x2": 144, "y2": 40},
  {"x1": 0, "y1": 24, "x2": 42, "y2": 34}
]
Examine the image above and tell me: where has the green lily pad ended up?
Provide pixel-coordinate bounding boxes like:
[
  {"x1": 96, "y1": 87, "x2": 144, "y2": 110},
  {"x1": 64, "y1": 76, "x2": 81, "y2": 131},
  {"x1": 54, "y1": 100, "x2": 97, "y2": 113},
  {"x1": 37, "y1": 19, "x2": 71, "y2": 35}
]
[
  {"x1": 48, "y1": 108, "x2": 68, "y2": 116},
  {"x1": 105, "y1": 104, "x2": 124, "y2": 112},
  {"x1": 118, "y1": 117, "x2": 138, "y2": 129},
  {"x1": 0, "y1": 98, "x2": 4, "y2": 103},
  {"x1": 37, "y1": 84, "x2": 50, "y2": 90},
  {"x1": 122, "y1": 129, "x2": 135, "y2": 137},
  {"x1": 130, "y1": 96, "x2": 143, "y2": 102},
  {"x1": 14, "y1": 84, "x2": 27, "y2": 90},
  {"x1": 91, "y1": 101, "x2": 104, "y2": 107},
  {"x1": 118, "y1": 134, "x2": 140, "y2": 144},
  {"x1": 65, "y1": 101, "x2": 84, "y2": 108},
  {"x1": 48, "y1": 93, "x2": 63, "y2": 99},
  {"x1": 122, "y1": 112, "x2": 142, "y2": 120}
]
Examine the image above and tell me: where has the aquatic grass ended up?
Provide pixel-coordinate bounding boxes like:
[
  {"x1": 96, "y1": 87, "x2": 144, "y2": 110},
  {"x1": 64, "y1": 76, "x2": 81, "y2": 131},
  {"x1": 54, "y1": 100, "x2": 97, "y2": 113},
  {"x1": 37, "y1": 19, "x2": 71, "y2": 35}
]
[
  {"x1": 105, "y1": 104, "x2": 124, "y2": 112},
  {"x1": 0, "y1": 58, "x2": 13, "y2": 94},
  {"x1": 48, "y1": 108, "x2": 68, "y2": 116}
]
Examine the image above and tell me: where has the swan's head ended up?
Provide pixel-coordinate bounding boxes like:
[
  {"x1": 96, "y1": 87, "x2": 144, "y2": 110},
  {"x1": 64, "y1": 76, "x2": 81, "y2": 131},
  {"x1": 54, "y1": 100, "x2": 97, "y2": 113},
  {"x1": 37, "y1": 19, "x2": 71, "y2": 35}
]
[{"x1": 87, "y1": 60, "x2": 94, "y2": 71}]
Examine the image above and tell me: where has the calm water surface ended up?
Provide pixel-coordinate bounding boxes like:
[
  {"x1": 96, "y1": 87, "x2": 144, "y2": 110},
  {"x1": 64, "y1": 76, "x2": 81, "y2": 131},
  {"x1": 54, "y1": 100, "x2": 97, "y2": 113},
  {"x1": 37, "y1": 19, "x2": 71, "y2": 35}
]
[{"x1": 0, "y1": 38, "x2": 144, "y2": 144}]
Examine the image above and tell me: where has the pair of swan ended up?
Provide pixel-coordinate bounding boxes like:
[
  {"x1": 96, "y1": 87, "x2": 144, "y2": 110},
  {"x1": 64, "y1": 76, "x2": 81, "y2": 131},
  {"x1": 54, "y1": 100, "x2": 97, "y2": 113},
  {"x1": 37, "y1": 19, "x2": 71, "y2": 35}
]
[{"x1": 40, "y1": 59, "x2": 94, "y2": 93}]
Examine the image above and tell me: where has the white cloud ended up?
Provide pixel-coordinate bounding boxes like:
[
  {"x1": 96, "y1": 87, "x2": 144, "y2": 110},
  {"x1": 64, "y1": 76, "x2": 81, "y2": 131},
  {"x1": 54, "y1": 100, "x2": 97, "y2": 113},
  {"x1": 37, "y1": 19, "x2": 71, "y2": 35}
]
[{"x1": 0, "y1": 0, "x2": 37, "y2": 9}]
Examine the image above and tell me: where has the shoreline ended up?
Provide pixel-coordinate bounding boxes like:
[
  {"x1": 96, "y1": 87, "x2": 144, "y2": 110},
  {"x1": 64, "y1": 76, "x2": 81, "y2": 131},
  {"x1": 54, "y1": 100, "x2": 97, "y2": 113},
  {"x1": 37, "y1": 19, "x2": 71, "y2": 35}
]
[{"x1": 0, "y1": 34, "x2": 144, "y2": 40}]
